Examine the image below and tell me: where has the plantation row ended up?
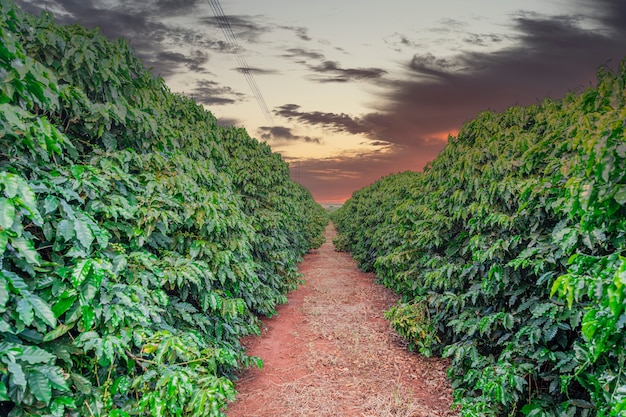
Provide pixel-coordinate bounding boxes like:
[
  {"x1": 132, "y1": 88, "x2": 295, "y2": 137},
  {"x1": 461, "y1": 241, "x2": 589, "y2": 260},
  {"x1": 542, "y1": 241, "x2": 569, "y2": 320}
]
[
  {"x1": 333, "y1": 62, "x2": 626, "y2": 416},
  {"x1": 0, "y1": 2, "x2": 327, "y2": 416}
]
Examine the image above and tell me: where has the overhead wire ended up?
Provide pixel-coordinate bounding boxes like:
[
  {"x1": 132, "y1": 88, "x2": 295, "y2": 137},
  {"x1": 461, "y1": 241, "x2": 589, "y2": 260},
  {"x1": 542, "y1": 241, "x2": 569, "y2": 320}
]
[{"x1": 206, "y1": 0, "x2": 274, "y2": 123}]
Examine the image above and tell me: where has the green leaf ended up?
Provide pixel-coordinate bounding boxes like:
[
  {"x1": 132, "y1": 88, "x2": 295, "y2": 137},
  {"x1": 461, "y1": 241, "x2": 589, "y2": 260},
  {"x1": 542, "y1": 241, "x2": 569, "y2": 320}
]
[
  {"x1": 52, "y1": 293, "x2": 77, "y2": 318},
  {"x1": 0, "y1": 381, "x2": 9, "y2": 401},
  {"x1": 38, "y1": 365, "x2": 69, "y2": 391},
  {"x1": 80, "y1": 305, "x2": 95, "y2": 331},
  {"x1": 71, "y1": 259, "x2": 92, "y2": 288},
  {"x1": 7, "y1": 360, "x2": 26, "y2": 388},
  {"x1": 0, "y1": 172, "x2": 19, "y2": 198},
  {"x1": 10, "y1": 236, "x2": 42, "y2": 265},
  {"x1": 58, "y1": 219, "x2": 75, "y2": 241},
  {"x1": 17, "y1": 345, "x2": 55, "y2": 364},
  {"x1": 17, "y1": 298, "x2": 34, "y2": 326},
  {"x1": 79, "y1": 266, "x2": 102, "y2": 304},
  {"x1": 0, "y1": 318, "x2": 12, "y2": 333},
  {"x1": 2, "y1": 269, "x2": 28, "y2": 294},
  {"x1": 70, "y1": 165, "x2": 85, "y2": 180},
  {"x1": 92, "y1": 225, "x2": 110, "y2": 249},
  {"x1": 43, "y1": 322, "x2": 75, "y2": 342},
  {"x1": 74, "y1": 217, "x2": 94, "y2": 248},
  {"x1": 27, "y1": 294, "x2": 57, "y2": 328},
  {"x1": 43, "y1": 195, "x2": 59, "y2": 214},
  {"x1": 27, "y1": 370, "x2": 52, "y2": 404},
  {"x1": 49, "y1": 395, "x2": 77, "y2": 416},
  {"x1": 111, "y1": 254, "x2": 127, "y2": 274},
  {"x1": 0, "y1": 230, "x2": 7, "y2": 256},
  {"x1": 15, "y1": 177, "x2": 43, "y2": 225},
  {"x1": 614, "y1": 185, "x2": 626, "y2": 205},
  {"x1": 70, "y1": 372, "x2": 92, "y2": 394},
  {"x1": 0, "y1": 197, "x2": 15, "y2": 229},
  {"x1": 74, "y1": 330, "x2": 99, "y2": 345},
  {"x1": 0, "y1": 274, "x2": 8, "y2": 311}
]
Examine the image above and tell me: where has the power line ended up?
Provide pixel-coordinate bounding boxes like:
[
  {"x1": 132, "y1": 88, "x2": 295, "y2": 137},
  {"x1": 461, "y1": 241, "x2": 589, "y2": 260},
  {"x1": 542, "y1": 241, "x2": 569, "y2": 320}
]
[{"x1": 206, "y1": 0, "x2": 274, "y2": 124}]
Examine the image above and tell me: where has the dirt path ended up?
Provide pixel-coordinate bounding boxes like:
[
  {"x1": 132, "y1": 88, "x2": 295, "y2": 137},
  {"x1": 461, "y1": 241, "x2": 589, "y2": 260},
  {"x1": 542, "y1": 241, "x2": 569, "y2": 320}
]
[{"x1": 227, "y1": 223, "x2": 456, "y2": 417}]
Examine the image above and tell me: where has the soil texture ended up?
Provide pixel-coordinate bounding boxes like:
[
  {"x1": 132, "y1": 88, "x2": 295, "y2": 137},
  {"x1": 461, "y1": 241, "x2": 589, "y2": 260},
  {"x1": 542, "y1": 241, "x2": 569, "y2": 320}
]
[{"x1": 227, "y1": 223, "x2": 456, "y2": 417}]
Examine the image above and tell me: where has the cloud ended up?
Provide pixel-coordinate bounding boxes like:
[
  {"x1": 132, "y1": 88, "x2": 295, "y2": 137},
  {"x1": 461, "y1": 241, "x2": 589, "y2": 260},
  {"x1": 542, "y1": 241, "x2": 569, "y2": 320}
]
[
  {"x1": 307, "y1": 60, "x2": 387, "y2": 83},
  {"x1": 188, "y1": 80, "x2": 245, "y2": 106},
  {"x1": 234, "y1": 66, "x2": 279, "y2": 75},
  {"x1": 383, "y1": 33, "x2": 424, "y2": 52},
  {"x1": 435, "y1": 18, "x2": 467, "y2": 32},
  {"x1": 279, "y1": 0, "x2": 626, "y2": 204},
  {"x1": 463, "y1": 33, "x2": 505, "y2": 46},
  {"x1": 281, "y1": 48, "x2": 326, "y2": 64},
  {"x1": 257, "y1": 126, "x2": 321, "y2": 144},
  {"x1": 591, "y1": 0, "x2": 626, "y2": 31},
  {"x1": 216, "y1": 117, "x2": 241, "y2": 127},
  {"x1": 360, "y1": 5, "x2": 626, "y2": 150},
  {"x1": 153, "y1": 0, "x2": 201, "y2": 16},
  {"x1": 199, "y1": 14, "x2": 272, "y2": 44},
  {"x1": 367, "y1": 141, "x2": 393, "y2": 147},
  {"x1": 287, "y1": 0, "x2": 626, "y2": 158},
  {"x1": 14, "y1": 0, "x2": 228, "y2": 79},
  {"x1": 274, "y1": 104, "x2": 372, "y2": 135},
  {"x1": 278, "y1": 25, "x2": 312, "y2": 41},
  {"x1": 408, "y1": 54, "x2": 461, "y2": 79},
  {"x1": 281, "y1": 50, "x2": 387, "y2": 83},
  {"x1": 157, "y1": 50, "x2": 209, "y2": 73}
]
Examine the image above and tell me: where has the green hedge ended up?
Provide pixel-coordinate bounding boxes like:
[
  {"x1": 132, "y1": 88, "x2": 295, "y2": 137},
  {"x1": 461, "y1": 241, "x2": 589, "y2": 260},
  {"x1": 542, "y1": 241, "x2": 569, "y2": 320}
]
[
  {"x1": 333, "y1": 61, "x2": 626, "y2": 416},
  {"x1": 0, "y1": 1, "x2": 327, "y2": 416}
]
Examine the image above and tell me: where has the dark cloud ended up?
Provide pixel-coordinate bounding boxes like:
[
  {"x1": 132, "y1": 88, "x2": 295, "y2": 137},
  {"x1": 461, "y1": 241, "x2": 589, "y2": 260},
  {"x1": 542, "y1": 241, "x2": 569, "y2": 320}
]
[
  {"x1": 199, "y1": 14, "x2": 271, "y2": 44},
  {"x1": 279, "y1": 0, "x2": 626, "y2": 203},
  {"x1": 282, "y1": 48, "x2": 326, "y2": 63},
  {"x1": 367, "y1": 141, "x2": 392, "y2": 147},
  {"x1": 408, "y1": 54, "x2": 461, "y2": 79},
  {"x1": 257, "y1": 126, "x2": 321, "y2": 144},
  {"x1": 153, "y1": 0, "x2": 201, "y2": 16},
  {"x1": 285, "y1": 0, "x2": 626, "y2": 159},
  {"x1": 234, "y1": 66, "x2": 279, "y2": 75},
  {"x1": 463, "y1": 33, "x2": 504, "y2": 46},
  {"x1": 188, "y1": 80, "x2": 245, "y2": 106},
  {"x1": 281, "y1": 50, "x2": 387, "y2": 83},
  {"x1": 308, "y1": 60, "x2": 387, "y2": 83},
  {"x1": 278, "y1": 26, "x2": 311, "y2": 41},
  {"x1": 294, "y1": 27, "x2": 311, "y2": 41},
  {"x1": 274, "y1": 104, "x2": 372, "y2": 136},
  {"x1": 591, "y1": 0, "x2": 626, "y2": 31},
  {"x1": 157, "y1": 50, "x2": 209, "y2": 73},
  {"x1": 14, "y1": 0, "x2": 227, "y2": 79},
  {"x1": 216, "y1": 117, "x2": 241, "y2": 127},
  {"x1": 359, "y1": 5, "x2": 626, "y2": 149}
]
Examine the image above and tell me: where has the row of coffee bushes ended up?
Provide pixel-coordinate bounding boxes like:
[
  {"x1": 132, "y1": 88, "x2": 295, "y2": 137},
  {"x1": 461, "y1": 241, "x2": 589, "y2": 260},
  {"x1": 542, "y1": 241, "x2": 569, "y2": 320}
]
[
  {"x1": 0, "y1": 2, "x2": 326, "y2": 416},
  {"x1": 333, "y1": 61, "x2": 626, "y2": 416}
]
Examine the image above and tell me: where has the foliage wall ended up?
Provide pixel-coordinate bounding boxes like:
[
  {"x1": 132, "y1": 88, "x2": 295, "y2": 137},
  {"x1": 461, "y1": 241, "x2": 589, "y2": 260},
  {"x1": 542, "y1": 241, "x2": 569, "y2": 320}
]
[
  {"x1": 333, "y1": 60, "x2": 626, "y2": 416},
  {"x1": 0, "y1": 1, "x2": 327, "y2": 415}
]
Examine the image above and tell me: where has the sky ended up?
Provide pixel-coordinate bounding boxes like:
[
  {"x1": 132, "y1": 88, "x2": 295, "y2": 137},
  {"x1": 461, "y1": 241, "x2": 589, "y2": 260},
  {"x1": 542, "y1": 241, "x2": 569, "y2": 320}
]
[{"x1": 14, "y1": 0, "x2": 626, "y2": 203}]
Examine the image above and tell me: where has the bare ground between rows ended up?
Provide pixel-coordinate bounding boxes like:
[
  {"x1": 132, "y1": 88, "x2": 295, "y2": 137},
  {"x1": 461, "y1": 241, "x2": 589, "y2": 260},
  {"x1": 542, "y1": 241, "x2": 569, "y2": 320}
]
[{"x1": 226, "y1": 223, "x2": 456, "y2": 417}]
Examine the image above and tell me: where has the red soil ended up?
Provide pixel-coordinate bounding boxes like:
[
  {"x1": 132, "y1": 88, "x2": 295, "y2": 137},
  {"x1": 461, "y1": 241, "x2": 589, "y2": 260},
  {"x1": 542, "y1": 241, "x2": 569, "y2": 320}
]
[{"x1": 226, "y1": 223, "x2": 456, "y2": 417}]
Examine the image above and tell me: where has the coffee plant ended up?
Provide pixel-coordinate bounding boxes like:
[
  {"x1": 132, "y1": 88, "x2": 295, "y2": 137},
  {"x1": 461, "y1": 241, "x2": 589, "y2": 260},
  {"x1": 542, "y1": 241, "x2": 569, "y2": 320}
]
[
  {"x1": 333, "y1": 61, "x2": 626, "y2": 416},
  {"x1": 0, "y1": 1, "x2": 327, "y2": 415}
]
